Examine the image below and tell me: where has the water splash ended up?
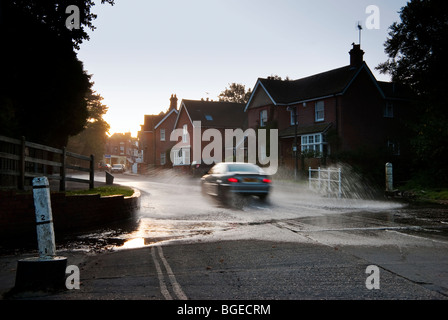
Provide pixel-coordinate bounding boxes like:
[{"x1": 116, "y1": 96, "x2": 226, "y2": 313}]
[{"x1": 308, "y1": 163, "x2": 383, "y2": 200}]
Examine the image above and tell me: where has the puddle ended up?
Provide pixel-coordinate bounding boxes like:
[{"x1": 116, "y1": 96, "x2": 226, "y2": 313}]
[{"x1": 121, "y1": 237, "x2": 146, "y2": 249}]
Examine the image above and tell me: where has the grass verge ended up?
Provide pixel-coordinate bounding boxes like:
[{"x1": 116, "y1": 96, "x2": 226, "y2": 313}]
[
  {"x1": 399, "y1": 181, "x2": 448, "y2": 204},
  {"x1": 65, "y1": 185, "x2": 135, "y2": 197}
]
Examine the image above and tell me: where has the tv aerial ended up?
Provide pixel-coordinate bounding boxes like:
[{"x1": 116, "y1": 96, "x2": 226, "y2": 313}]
[{"x1": 356, "y1": 21, "x2": 363, "y2": 46}]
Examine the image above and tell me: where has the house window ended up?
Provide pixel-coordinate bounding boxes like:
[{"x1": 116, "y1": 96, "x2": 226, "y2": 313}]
[
  {"x1": 172, "y1": 147, "x2": 190, "y2": 166},
  {"x1": 315, "y1": 101, "x2": 325, "y2": 122},
  {"x1": 387, "y1": 140, "x2": 400, "y2": 156},
  {"x1": 260, "y1": 110, "x2": 268, "y2": 127},
  {"x1": 182, "y1": 124, "x2": 188, "y2": 143},
  {"x1": 160, "y1": 153, "x2": 166, "y2": 165},
  {"x1": 384, "y1": 102, "x2": 394, "y2": 118},
  {"x1": 205, "y1": 115, "x2": 213, "y2": 121},
  {"x1": 290, "y1": 107, "x2": 298, "y2": 126},
  {"x1": 301, "y1": 133, "x2": 325, "y2": 155},
  {"x1": 160, "y1": 129, "x2": 165, "y2": 141}
]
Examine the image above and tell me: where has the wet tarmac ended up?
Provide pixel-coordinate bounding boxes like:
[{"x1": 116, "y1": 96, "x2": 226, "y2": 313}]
[
  {"x1": 8, "y1": 199, "x2": 442, "y2": 257},
  {"x1": 1, "y1": 173, "x2": 447, "y2": 256}
]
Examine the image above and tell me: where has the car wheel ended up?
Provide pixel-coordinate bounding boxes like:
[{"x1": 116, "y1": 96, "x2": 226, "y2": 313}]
[
  {"x1": 217, "y1": 185, "x2": 230, "y2": 204},
  {"x1": 201, "y1": 182, "x2": 207, "y2": 196}
]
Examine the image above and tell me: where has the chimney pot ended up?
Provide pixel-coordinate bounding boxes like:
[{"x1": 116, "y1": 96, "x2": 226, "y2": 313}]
[{"x1": 169, "y1": 94, "x2": 178, "y2": 111}]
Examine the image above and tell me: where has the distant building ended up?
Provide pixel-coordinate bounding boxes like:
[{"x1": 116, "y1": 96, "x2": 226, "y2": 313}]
[
  {"x1": 171, "y1": 99, "x2": 246, "y2": 169},
  {"x1": 104, "y1": 132, "x2": 140, "y2": 170}
]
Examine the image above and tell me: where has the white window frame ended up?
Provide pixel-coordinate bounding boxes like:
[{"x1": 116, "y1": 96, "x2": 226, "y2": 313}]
[
  {"x1": 182, "y1": 124, "x2": 189, "y2": 143},
  {"x1": 160, "y1": 129, "x2": 165, "y2": 141},
  {"x1": 260, "y1": 110, "x2": 268, "y2": 127},
  {"x1": 160, "y1": 153, "x2": 166, "y2": 165},
  {"x1": 301, "y1": 133, "x2": 325, "y2": 155},
  {"x1": 290, "y1": 108, "x2": 298, "y2": 126},
  {"x1": 172, "y1": 147, "x2": 190, "y2": 166},
  {"x1": 315, "y1": 101, "x2": 325, "y2": 122}
]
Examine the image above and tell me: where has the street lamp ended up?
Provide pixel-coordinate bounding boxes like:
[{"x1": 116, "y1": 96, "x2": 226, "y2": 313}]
[{"x1": 287, "y1": 106, "x2": 299, "y2": 180}]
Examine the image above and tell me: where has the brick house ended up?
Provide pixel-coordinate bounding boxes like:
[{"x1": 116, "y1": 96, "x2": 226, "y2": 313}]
[
  {"x1": 171, "y1": 99, "x2": 246, "y2": 169},
  {"x1": 154, "y1": 104, "x2": 178, "y2": 167},
  {"x1": 138, "y1": 94, "x2": 178, "y2": 171},
  {"x1": 104, "y1": 132, "x2": 137, "y2": 168},
  {"x1": 245, "y1": 44, "x2": 412, "y2": 171}
]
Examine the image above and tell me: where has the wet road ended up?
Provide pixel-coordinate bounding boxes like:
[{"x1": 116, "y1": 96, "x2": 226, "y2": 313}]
[
  {"x1": 76, "y1": 172, "x2": 448, "y2": 252},
  {"x1": 3, "y1": 171, "x2": 448, "y2": 300}
]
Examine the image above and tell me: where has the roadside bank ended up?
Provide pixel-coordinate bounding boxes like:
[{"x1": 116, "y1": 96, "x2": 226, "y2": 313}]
[{"x1": 0, "y1": 184, "x2": 141, "y2": 248}]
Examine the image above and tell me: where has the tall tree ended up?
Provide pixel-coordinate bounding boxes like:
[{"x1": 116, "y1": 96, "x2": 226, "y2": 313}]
[
  {"x1": 67, "y1": 90, "x2": 110, "y2": 162},
  {"x1": 218, "y1": 83, "x2": 252, "y2": 104},
  {"x1": 0, "y1": 0, "x2": 114, "y2": 148},
  {"x1": 377, "y1": 0, "x2": 448, "y2": 185}
]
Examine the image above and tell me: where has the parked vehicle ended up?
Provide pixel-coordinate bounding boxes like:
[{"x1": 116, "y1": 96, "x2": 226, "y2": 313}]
[
  {"x1": 111, "y1": 164, "x2": 125, "y2": 173},
  {"x1": 201, "y1": 162, "x2": 271, "y2": 202},
  {"x1": 98, "y1": 163, "x2": 111, "y2": 172}
]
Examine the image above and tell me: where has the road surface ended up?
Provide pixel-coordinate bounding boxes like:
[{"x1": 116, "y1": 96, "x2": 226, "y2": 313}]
[{"x1": 2, "y1": 171, "x2": 447, "y2": 301}]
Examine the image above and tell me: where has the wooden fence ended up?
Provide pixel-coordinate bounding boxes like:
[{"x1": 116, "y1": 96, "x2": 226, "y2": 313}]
[{"x1": 0, "y1": 135, "x2": 94, "y2": 191}]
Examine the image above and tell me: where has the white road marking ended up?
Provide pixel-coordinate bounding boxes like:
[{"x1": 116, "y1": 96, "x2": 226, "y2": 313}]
[
  {"x1": 151, "y1": 246, "x2": 188, "y2": 300},
  {"x1": 157, "y1": 246, "x2": 188, "y2": 300},
  {"x1": 151, "y1": 246, "x2": 172, "y2": 300}
]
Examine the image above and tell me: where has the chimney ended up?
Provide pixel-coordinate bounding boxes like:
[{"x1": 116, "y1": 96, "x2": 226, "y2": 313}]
[
  {"x1": 349, "y1": 43, "x2": 364, "y2": 69},
  {"x1": 169, "y1": 94, "x2": 178, "y2": 111}
]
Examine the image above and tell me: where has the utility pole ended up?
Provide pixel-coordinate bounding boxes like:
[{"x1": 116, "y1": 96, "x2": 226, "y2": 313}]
[{"x1": 288, "y1": 106, "x2": 299, "y2": 180}]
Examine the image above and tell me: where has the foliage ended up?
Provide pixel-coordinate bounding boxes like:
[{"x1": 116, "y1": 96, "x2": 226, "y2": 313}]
[
  {"x1": 67, "y1": 91, "x2": 110, "y2": 161},
  {"x1": 0, "y1": 0, "x2": 114, "y2": 148},
  {"x1": 267, "y1": 74, "x2": 292, "y2": 81},
  {"x1": 218, "y1": 83, "x2": 252, "y2": 104},
  {"x1": 377, "y1": 0, "x2": 448, "y2": 186},
  {"x1": 1, "y1": 0, "x2": 115, "y2": 50}
]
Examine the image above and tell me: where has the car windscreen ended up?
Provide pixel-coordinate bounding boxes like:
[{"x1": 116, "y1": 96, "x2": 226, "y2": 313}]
[{"x1": 226, "y1": 164, "x2": 261, "y2": 173}]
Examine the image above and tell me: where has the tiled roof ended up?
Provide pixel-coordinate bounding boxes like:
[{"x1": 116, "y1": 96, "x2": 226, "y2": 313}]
[
  {"x1": 141, "y1": 113, "x2": 166, "y2": 131},
  {"x1": 181, "y1": 100, "x2": 247, "y2": 128},
  {"x1": 257, "y1": 64, "x2": 362, "y2": 105},
  {"x1": 377, "y1": 81, "x2": 414, "y2": 100},
  {"x1": 279, "y1": 123, "x2": 333, "y2": 138}
]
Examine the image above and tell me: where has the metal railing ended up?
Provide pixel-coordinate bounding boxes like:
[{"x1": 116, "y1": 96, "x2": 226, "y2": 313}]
[
  {"x1": 0, "y1": 135, "x2": 94, "y2": 191},
  {"x1": 308, "y1": 167, "x2": 342, "y2": 198}
]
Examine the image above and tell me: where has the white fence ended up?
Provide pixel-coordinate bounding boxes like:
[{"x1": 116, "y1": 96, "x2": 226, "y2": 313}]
[{"x1": 308, "y1": 167, "x2": 342, "y2": 198}]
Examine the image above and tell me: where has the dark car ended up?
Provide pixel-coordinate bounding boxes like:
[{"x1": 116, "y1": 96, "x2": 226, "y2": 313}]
[{"x1": 201, "y1": 162, "x2": 272, "y2": 202}]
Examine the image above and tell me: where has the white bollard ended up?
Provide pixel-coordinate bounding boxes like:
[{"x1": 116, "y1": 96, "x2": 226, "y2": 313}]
[
  {"x1": 32, "y1": 176, "x2": 56, "y2": 258},
  {"x1": 385, "y1": 163, "x2": 394, "y2": 192},
  {"x1": 13, "y1": 177, "x2": 67, "y2": 293}
]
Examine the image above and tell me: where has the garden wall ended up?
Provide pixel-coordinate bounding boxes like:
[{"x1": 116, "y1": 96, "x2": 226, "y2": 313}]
[{"x1": 0, "y1": 189, "x2": 141, "y2": 241}]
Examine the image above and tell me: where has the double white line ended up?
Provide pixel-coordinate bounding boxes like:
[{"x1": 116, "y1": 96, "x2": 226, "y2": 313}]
[{"x1": 151, "y1": 246, "x2": 188, "y2": 300}]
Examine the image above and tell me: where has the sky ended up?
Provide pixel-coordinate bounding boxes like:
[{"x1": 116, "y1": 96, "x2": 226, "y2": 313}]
[{"x1": 77, "y1": 0, "x2": 409, "y2": 137}]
